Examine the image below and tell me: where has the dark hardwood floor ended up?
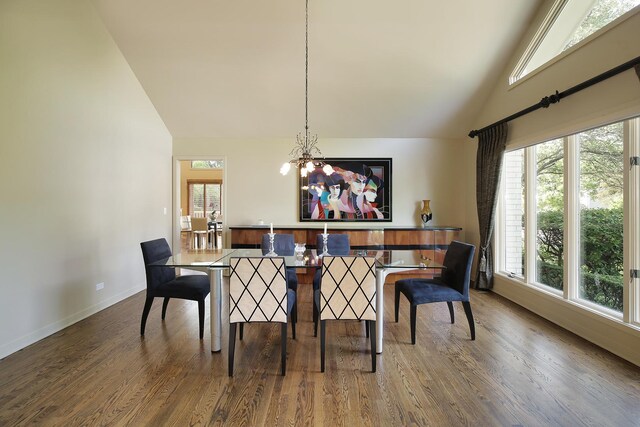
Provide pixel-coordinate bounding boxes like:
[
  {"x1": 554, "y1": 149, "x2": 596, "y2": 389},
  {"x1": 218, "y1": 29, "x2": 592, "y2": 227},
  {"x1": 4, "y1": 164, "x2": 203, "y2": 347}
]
[{"x1": 1, "y1": 282, "x2": 639, "y2": 426}]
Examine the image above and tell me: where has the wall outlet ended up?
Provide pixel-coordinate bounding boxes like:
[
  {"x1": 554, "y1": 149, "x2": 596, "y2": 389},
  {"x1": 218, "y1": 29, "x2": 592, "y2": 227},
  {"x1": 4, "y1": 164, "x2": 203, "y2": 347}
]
[
  {"x1": 163, "y1": 207, "x2": 167, "y2": 215},
  {"x1": 96, "y1": 282, "x2": 104, "y2": 291}
]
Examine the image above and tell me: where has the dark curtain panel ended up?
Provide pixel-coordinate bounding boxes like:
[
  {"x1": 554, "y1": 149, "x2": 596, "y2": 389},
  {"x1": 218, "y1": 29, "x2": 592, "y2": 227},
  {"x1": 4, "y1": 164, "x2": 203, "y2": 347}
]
[{"x1": 475, "y1": 122, "x2": 508, "y2": 290}]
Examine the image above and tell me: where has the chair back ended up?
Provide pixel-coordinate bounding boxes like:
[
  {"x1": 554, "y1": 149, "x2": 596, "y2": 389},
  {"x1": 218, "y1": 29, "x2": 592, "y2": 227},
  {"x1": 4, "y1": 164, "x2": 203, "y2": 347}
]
[
  {"x1": 320, "y1": 256, "x2": 376, "y2": 321},
  {"x1": 441, "y1": 241, "x2": 476, "y2": 297},
  {"x1": 140, "y1": 238, "x2": 176, "y2": 290},
  {"x1": 180, "y1": 216, "x2": 192, "y2": 230},
  {"x1": 316, "y1": 233, "x2": 350, "y2": 255},
  {"x1": 229, "y1": 257, "x2": 289, "y2": 324},
  {"x1": 191, "y1": 217, "x2": 208, "y2": 232},
  {"x1": 261, "y1": 233, "x2": 295, "y2": 256}
]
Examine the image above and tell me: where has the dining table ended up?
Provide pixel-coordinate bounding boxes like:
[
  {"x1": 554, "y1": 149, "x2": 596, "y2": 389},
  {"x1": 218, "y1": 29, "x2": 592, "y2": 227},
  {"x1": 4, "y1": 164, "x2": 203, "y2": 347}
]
[{"x1": 150, "y1": 248, "x2": 444, "y2": 354}]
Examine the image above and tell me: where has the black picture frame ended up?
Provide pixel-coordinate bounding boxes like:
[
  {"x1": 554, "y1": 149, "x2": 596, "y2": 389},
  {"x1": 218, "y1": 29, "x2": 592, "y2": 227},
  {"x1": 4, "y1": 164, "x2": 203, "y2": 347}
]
[{"x1": 299, "y1": 157, "x2": 392, "y2": 222}]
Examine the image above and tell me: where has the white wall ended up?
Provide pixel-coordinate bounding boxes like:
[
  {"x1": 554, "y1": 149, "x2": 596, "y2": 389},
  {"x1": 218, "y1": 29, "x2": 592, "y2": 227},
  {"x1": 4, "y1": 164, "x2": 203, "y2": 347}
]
[
  {"x1": 173, "y1": 137, "x2": 470, "y2": 233},
  {"x1": 0, "y1": 0, "x2": 172, "y2": 358},
  {"x1": 467, "y1": 3, "x2": 640, "y2": 365}
]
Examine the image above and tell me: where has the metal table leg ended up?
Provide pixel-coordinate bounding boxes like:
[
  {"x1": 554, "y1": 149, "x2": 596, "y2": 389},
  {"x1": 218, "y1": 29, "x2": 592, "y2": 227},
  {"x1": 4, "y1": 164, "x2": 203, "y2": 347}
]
[
  {"x1": 375, "y1": 268, "x2": 388, "y2": 354},
  {"x1": 210, "y1": 267, "x2": 223, "y2": 352}
]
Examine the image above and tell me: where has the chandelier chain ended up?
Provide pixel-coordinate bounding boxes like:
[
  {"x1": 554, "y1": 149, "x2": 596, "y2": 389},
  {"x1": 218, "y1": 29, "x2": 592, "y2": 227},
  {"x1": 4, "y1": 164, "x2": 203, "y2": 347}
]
[
  {"x1": 305, "y1": 0, "x2": 309, "y2": 133},
  {"x1": 280, "y1": 0, "x2": 330, "y2": 176}
]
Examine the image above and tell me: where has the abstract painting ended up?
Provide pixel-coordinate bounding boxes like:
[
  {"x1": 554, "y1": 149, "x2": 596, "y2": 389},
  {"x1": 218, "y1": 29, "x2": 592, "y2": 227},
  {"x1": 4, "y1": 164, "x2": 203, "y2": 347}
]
[{"x1": 299, "y1": 158, "x2": 392, "y2": 222}]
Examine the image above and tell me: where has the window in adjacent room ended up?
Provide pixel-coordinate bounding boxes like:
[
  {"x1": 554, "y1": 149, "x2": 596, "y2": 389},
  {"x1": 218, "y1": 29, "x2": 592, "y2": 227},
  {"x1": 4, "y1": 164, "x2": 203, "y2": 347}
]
[
  {"x1": 189, "y1": 182, "x2": 222, "y2": 218},
  {"x1": 191, "y1": 160, "x2": 224, "y2": 169}
]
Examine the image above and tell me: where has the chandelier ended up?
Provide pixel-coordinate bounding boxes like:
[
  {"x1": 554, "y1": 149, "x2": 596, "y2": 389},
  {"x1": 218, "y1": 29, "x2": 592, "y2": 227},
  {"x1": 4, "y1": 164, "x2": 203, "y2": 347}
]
[{"x1": 280, "y1": 0, "x2": 333, "y2": 178}]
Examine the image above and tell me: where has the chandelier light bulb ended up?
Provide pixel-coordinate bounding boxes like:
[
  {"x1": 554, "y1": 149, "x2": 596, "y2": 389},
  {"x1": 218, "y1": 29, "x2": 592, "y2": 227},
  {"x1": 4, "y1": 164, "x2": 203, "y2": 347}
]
[
  {"x1": 322, "y1": 164, "x2": 334, "y2": 175},
  {"x1": 300, "y1": 167, "x2": 308, "y2": 177},
  {"x1": 306, "y1": 161, "x2": 314, "y2": 171},
  {"x1": 280, "y1": 162, "x2": 291, "y2": 175}
]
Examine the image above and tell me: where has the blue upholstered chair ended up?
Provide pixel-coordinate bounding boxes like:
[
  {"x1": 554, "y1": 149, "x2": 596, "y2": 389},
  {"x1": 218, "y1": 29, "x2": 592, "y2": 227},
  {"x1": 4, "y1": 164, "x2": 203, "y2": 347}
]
[
  {"x1": 316, "y1": 256, "x2": 377, "y2": 372},
  {"x1": 261, "y1": 233, "x2": 296, "y2": 258},
  {"x1": 261, "y1": 234, "x2": 299, "y2": 323},
  {"x1": 313, "y1": 234, "x2": 350, "y2": 336},
  {"x1": 394, "y1": 241, "x2": 476, "y2": 343},
  {"x1": 140, "y1": 238, "x2": 210, "y2": 339},
  {"x1": 228, "y1": 257, "x2": 296, "y2": 376},
  {"x1": 315, "y1": 233, "x2": 351, "y2": 258}
]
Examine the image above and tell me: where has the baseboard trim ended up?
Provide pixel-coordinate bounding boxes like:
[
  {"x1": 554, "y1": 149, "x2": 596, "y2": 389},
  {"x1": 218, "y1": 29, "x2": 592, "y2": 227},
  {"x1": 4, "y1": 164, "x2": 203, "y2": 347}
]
[
  {"x1": 0, "y1": 283, "x2": 145, "y2": 360},
  {"x1": 493, "y1": 274, "x2": 640, "y2": 367}
]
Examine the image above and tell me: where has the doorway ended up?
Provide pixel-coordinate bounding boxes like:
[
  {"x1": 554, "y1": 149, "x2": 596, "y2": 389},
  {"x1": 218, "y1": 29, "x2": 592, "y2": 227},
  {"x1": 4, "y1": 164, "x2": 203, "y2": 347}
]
[{"x1": 173, "y1": 157, "x2": 226, "y2": 253}]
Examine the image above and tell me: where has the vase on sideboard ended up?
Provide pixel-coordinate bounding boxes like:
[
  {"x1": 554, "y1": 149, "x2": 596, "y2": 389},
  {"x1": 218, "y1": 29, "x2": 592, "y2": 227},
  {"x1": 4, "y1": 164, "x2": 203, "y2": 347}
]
[{"x1": 420, "y1": 199, "x2": 432, "y2": 227}]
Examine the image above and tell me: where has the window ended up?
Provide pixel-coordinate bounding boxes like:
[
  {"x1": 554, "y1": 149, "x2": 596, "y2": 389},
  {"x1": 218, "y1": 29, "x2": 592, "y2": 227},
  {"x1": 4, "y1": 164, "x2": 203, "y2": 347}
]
[
  {"x1": 191, "y1": 160, "x2": 224, "y2": 169},
  {"x1": 189, "y1": 182, "x2": 222, "y2": 218},
  {"x1": 502, "y1": 150, "x2": 525, "y2": 278},
  {"x1": 578, "y1": 124, "x2": 624, "y2": 312},
  {"x1": 535, "y1": 138, "x2": 564, "y2": 291},
  {"x1": 498, "y1": 117, "x2": 640, "y2": 321},
  {"x1": 565, "y1": 0, "x2": 640, "y2": 49},
  {"x1": 510, "y1": 0, "x2": 640, "y2": 84}
]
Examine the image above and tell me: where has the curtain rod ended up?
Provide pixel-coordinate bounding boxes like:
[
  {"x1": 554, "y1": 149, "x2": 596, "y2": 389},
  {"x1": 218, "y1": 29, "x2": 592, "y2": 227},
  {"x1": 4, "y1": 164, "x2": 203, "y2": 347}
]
[{"x1": 468, "y1": 55, "x2": 640, "y2": 138}]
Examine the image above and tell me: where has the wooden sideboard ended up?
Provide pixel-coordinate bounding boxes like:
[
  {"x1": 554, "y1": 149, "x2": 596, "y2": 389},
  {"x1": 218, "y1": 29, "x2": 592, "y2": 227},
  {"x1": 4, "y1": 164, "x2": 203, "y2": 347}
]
[{"x1": 229, "y1": 225, "x2": 462, "y2": 284}]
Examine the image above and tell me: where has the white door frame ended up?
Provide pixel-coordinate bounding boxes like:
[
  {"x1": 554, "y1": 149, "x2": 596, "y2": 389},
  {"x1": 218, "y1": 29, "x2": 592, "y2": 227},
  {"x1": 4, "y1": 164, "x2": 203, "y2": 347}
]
[{"x1": 172, "y1": 155, "x2": 227, "y2": 254}]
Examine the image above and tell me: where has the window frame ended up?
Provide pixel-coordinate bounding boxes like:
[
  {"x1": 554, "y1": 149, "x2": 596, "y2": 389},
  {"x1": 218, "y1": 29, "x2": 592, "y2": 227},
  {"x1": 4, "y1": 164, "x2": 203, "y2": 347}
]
[{"x1": 628, "y1": 118, "x2": 640, "y2": 325}]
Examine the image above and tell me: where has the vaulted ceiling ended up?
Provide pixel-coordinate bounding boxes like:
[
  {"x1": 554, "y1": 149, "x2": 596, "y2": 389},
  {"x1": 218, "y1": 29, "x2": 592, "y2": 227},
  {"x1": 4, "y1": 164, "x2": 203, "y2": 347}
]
[{"x1": 92, "y1": 0, "x2": 544, "y2": 139}]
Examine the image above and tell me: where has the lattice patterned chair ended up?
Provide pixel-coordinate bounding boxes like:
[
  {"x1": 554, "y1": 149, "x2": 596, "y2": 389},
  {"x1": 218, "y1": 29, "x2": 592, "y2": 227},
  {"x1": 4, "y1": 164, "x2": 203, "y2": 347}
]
[
  {"x1": 261, "y1": 233, "x2": 299, "y2": 323},
  {"x1": 394, "y1": 241, "x2": 476, "y2": 343},
  {"x1": 313, "y1": 234, "x2": 350, "y2": 336},
  {"x1": 228, "y1": 257, "x2": 296, "y2": 376},
  {"x1": 316, "y1": 256, "x2": 377, "y2": 373}
]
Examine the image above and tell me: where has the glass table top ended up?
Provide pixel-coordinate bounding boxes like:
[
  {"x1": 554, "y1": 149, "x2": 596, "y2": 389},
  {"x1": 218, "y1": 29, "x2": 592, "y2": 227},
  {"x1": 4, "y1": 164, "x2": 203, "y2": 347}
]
[{"x1": 150, "y1": 248, "x2": 444, "y2": 270}]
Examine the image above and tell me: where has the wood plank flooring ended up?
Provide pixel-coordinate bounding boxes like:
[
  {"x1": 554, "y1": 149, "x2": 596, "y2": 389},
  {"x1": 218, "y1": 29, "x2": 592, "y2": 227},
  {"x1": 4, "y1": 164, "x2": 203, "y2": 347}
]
[{"x1": 1, "y1": 283, "x2": 639, "y2": 426}]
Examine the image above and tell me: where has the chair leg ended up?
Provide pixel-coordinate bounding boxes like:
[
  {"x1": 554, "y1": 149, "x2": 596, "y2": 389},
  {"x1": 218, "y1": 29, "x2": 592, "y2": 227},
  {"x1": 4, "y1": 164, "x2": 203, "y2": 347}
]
[
  {"x1": 291, "y1": 317, "x2": 296, "y2": 340},
  {"x1": 313, "y1": 303, "x2": 318, "y2": 337},
  {"x1": 446, "y1": 301, "x2": 455, "y2": 324},
  {"x1": 292, "y1": 301, "x2": 297, "y2": 324},
  {"x1": 395, "y1": 284, "x2": 401, "y2": 323},
  {"x1": 161, "y1": 297, "x2": 170, "y2": 320},
  {"x1": 228, "y1": 323, "x2": 237, "y2": 377},
  {"x1": 239, "y1": 323, "x2": 244, "y2": 340},
  {"x1": 365, "y1": 320, "x2": 370, "y2": 338},
  {"x1": 281, "y1": 323, "x2": 287, "y2": 376},
  {"x1": 462, "y1": 301, "x2": 476, "y2": 340},
  {"x1": 198, "y1": 299, "x2": 205, "y2": 339},
  {"x1": 410, "y1": 304, "x2": 417, "y2": 345},
  {"x1": 320, "y1": 320, "x2": 326, "y2": 372},
  {"x1": 140, "y1": 296, "x2": 154, "y2": 336},
  {"x1": 370, "y1": 320, "x2": 376, "y2": 373}
]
